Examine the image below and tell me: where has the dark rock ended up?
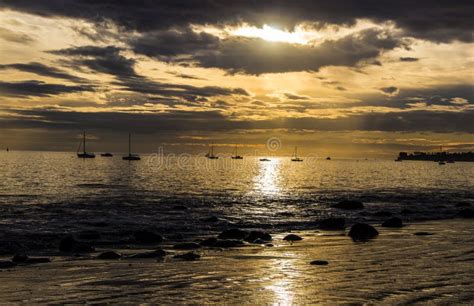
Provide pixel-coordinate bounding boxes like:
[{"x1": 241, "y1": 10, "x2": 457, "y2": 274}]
[
  {"x1": 173, "y1": 252, "x2": 200, "y2": 261},
  {"x1": 172, "y1": 205, "x2": 188, "y2": 210},
  {"x1": 12, "y1": 253, "x2": 28, "y2": 263},
  {"x1": 458, "y1": 208, "x2": 474, "y2": 218},
  {"x1": 78, "y1": 230, "x2": 101, "y2": 240},
  {"x1": 133, "y1": 231, "x2": 163, "y2": 244},
  {"x1": 75, "y1": 244, "x2": 95, "y2": 253},
  {"x1": 252, "y1": 239, "x2": 267, "y2": 244},
  {"x1": 59, "y1": 236, "x2": 77, "y2": 252},
  {"x1": 373, "y1": 211, "x2": 393, "y2": 217},
  {"x1": 218, "y1": 229, "x2": 248, "y2": 240},
  {"x1": 168, "y1": 233, "x2": 184, "y2": 241},
  {"x1": 173, "y1": 242, "x2": 201, "y2": 250},
  {"x1": 310, "y1": 260, "x2": 329, "y2": 266},
  {"x1": 382, "y1": 217, "x2": 403, "y2": 228},
  {"x1": 414, "y1": 232, "x2": 434, "y2": 236},
  {"x1": 266, "y1": 244, "x2": 274, "y2": 247},
  {"x1": 199, "y1": 237, "x2": 218, "y2": 247},
  {"x1": 455, "y1": 202, "x2": 471, "y2": 208},
  {"x1": 129, "y1": 249, "x2": 166, "y2": 259},
  {"x1": 332, "y1": 200, "x2": 364, "y2": 210},
  {"x1": 202, "y1": 216, "x2": 219, "y2": 223},
  {"x1": 244, "y1": 231, "x2": 272, "y2": 243},
  {"x1": 0, "y1": 261, "x2": 16, "y2": 269},
  {"x1": 283, "y1": 234, "x2": 303, "y2": 242},
  {"x1": 97, "y1": 251, "x2": 122, "y2": 260},
  {"x1": 318, "y1": 218, "x2": 345, "y2": 230},
  {"x1": 348, "y1": 223, "x2": 379, "y2": 241},
  {"x1": 25, "y1": 257, "x2": 51, "y2": 264},
  {"x1": 213, "y1": 239, "x2": 244, "y2": 248}
]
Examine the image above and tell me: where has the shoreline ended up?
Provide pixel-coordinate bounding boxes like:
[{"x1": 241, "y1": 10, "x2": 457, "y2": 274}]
[{"x1": 1, "y1": 218, "x2": 473, "y2": 303}]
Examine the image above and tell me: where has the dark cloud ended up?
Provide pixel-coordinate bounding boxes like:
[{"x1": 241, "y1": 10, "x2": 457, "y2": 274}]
[
  {"x1": 0, "y1": 26, "x2": 35, "y2": 44},
  {"x1": 0, "y1": 80, "x2": 93, "y2": 97},
  {"x1": 400, "y1": 57, "x2": 419, "y2": 62},
  {"x1": 380, "y1": 86, "x2": 399, "y2": 96},
  {"x1": 284, "y1": 93, "x2": 309, "y2": 100},
  {"x1": 49, "y1": 46, "x2": 137, "y2": 78},
  {"x1": 133, "y1": 28, "x2": 405, "y2": 74},
  {"x1": 0, "y1": 1, "x2": 471, "y2": 42},
  {"x1": 0, "y1": 62, "x2": 87, "y2": 83}
]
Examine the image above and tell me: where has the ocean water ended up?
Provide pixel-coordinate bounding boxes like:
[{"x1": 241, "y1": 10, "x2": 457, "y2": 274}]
[{"x1": 0, "y1": 151, "x2": 473, "y2": 244}]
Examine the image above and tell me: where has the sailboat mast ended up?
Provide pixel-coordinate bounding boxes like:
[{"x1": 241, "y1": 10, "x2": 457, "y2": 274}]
[
  {"x1": 129, "y1": 133, "x2": 131, "y2": 156},
  {"x1": 83, "y1": 131, "x2": 86, "y2": 154}
]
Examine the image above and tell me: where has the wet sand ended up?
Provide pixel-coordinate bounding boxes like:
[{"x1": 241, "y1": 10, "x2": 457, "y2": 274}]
[{"x1": 0, "y1": 219, "x2": 473, "y2": 304}]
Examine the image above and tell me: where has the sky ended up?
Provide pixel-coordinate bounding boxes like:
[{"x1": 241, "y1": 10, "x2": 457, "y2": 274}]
[{"x1": 0, "y1": 0, "x2": 473, "y2": 157}]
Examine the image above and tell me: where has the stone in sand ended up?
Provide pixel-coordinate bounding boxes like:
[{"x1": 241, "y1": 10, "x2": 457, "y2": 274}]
[
  {"x1": 12, "y1": 254, "x2": 50, "y2": 264},
  {"x1": 382, "y1": 217, "x2": 403, "y2": 228},
  {"x1": 213, "y1": 239, "x2": 244, "y2": 248},
  {"x1": 12, "y1": 253, "x2": 28, "y2": 263},
  {"x1": 97, "y1": 251, "x2": 122, "y2": 260},
  {"x1": 348, "y1": 223, "x2": 379, "y2": 241},
  {"x1": 332, "y1": 200, "x2": 364, "y2": 210},
  {"x1": 129, "y1": 249, "x2": 166, "y2": 259},
  {"x1": 173, "y1": 252, "x2": 200, "y2": 261},
  {"x1": 200, "y1": 237, "x2": 218, "y2": 247},
  {"x1": 218, "y1": 229, "x2": 248, "y2": 240},
  {"x1": 318, "y1": 218, "x2": 346, "y2": 230},
  {"x1": 244, "y1": 231, "x2": 272, "y2": 243},
  {"x1": 458, "y1": 208, "x2": 474, "y2": 218},
  {"x1": 283, "y1": 234, "x2": 303, "y2": 242},
  {"x1": 133, "y1": 230, "x2": 163, "y2": 244},
  {"x1": 173, "y1": 242, "x2": 201, "y2": 250},
  {"x1": 310, "y1": 260, "x2": 329, "y2": 265},
  {"x1": 414, "y1": 232, "x2": 434, "y2": 236},
  {"x1": 0, "y1": 261, "x2": 16, "y2": 269}
]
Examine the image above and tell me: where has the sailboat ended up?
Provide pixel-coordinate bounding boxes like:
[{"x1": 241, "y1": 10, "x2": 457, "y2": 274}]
[
  {"x1": 122, "y1": 133, "x2": 141, "y2": 161},
  {"x1": 77, "y1": 131, "x2": 95, "y2": 158},
  {"x1": 101, "y1": 152, "x2": 113, "y2": 157},
  {"x1": 291, "y1": 146, "x2": 303, "y2": 162},
  {"x1": 231, "y1": 146, "x2": 243, "y2": 159},
  {"x1": 206, "y1": 144, "x2": 218, "y2": 159}
]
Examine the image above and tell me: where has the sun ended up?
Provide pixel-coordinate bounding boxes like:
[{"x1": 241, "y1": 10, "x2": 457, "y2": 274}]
[{"x1": 231, "y1": 24, "x2": 309, "y2": 44}]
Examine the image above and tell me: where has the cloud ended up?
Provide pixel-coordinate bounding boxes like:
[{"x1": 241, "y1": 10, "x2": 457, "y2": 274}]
[
  {"x1": 0, "y1": 26, "x2": 35, "y2": 44},
  {"x1": 0, "y1": 1, "x2": 471, "y2": 43},
  {"x1": 131, "y1": 28, "x2": 406, "y2": 74},
  {"x1": 450, "y1": 97, "x2": 469, "y2": 105},
  {"x1": 0, "y1": 62, "x2": 87, "y2": 83},
  {"x1": 0, "y1": 80, "x2": 94, "y2": 97},
  {"x1": 380, "y1": 86, "x2": 400, "y2": 96},
  {"x1": 399, "y1": 57, "x2": 419, "y2": 62}
]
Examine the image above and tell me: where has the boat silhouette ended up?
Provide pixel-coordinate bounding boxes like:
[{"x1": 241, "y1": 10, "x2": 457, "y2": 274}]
[
  {"x1": 206, "y1": 144, "x2": 218, "y2": 159},
  {"x1": 101, "y1": 152, "x2": 113, "y2": 157},
  {"x1": 231, "y1": 146, "x2": 243, "y2": 159},
  {"x1": 291, "y1": 146, "x2": 303, "y2": 162},
  {"x1": 122, "y1": 133, "x2": 140, "y2": 161},
  {"x1": 77, "y1": 131, "x2": 95, "y2": 158}
]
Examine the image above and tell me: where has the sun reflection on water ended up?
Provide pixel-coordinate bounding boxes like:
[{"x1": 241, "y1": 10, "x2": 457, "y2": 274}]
[{"x1": 253, "y1": 159, "x2": 281, "y2": 196}]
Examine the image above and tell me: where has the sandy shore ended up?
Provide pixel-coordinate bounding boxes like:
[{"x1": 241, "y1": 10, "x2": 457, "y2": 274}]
[{"x1": 0, "y1": 219, "x2": 473, "y2": 304}]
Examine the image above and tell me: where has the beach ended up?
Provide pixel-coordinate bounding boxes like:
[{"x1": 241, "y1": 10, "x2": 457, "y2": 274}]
[{"x1": 0, "y1": 219, "x2": 473, "y2": 304}]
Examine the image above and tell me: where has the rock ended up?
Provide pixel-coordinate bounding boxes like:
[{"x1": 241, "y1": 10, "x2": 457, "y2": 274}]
[
  {"x1": 199, "y1": 237, "x2": 218, "y2": 247},
  {"x1": 202, "y1": 216, "x2": 219, "y2": 223},
  {"x1": 244, "y1": 231, "x2": 272, "y2": 243},
  {"x1": 310, "y1": 260, "x2": 329, "y2": 266},
  {"x1": 332, "y1": 200, "x2": 364, "y2": 210},
  {"x1": 414, "y1": 232, "x2": 434, "y2": 236},
  {"x1": 0, "y1": 261, "x2": 16, "y2": 269},
  {"x1": 59, "y1": 236, "x2": 77, "y2": 252},
  {"x1": 382, "y1": 217, "x2": 403, "y2": 228},
  {"x1": 283, "y1": 234, "x2": 303, "y2": 242},
  {"x1": 266, "y1": 244, "x2": 274, "y2": 247},
  {"x1": 172, "y1": 205, "x2": 188, "y2": 210},
  {"x1": 213, "y1": 239, "x2": 244, "y2": 248},
  {"x1": 373, "y1": 211, "x2": 393, "y2": 217},
  {"x1": 252, "y1": 239, "x2": 267, "y2": 244},
  {"x1": 455, "y1": 202, "x2": 471, "y2": 208},
  {"x1": 97, "y1": 251, "x2": 122, "y2": 260},
  {"x1": 173, "y1": 252, "x2": 200, "y2": 261},
  {"x1": 458, "y1": 208, "x2": 474, "y2": 218},
  {"x1": 78, "y1": 230, "x2": 101, "y2": 240},
  {"x1": 74, "y1": 244, "x2": 95, "y2": 253},
  {"x1": 133, "y1": 231, "x2": 163, "y2": 244},
  {"x1": 348, "y1": 223, "x2": 379, "y2": 241},
  {"x1": 218, "y1": 229, "x2": 248, "y2": 240},
  {"x1": 129, "y1": 249, "x2": 166, "y2": 259},
  {"x1": 12, "y1": 254, "x2": 28, "y2": 263},
  {"x1": 173, "y1": 242, "x2": 201, "y2": 250},
  {"x1": 318, "y1": 218, "x2": 346, "y2": 230}
]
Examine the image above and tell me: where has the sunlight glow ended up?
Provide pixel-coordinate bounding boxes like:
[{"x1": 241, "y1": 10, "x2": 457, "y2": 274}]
[{"x1": 232, "y1": 25, "x2": 310, "y2": 44}]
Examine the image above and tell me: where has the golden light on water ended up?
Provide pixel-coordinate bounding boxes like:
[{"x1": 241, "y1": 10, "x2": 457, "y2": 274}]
[{"x1": 253, "y1": 159, "x2": 281, "y2": 196}]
